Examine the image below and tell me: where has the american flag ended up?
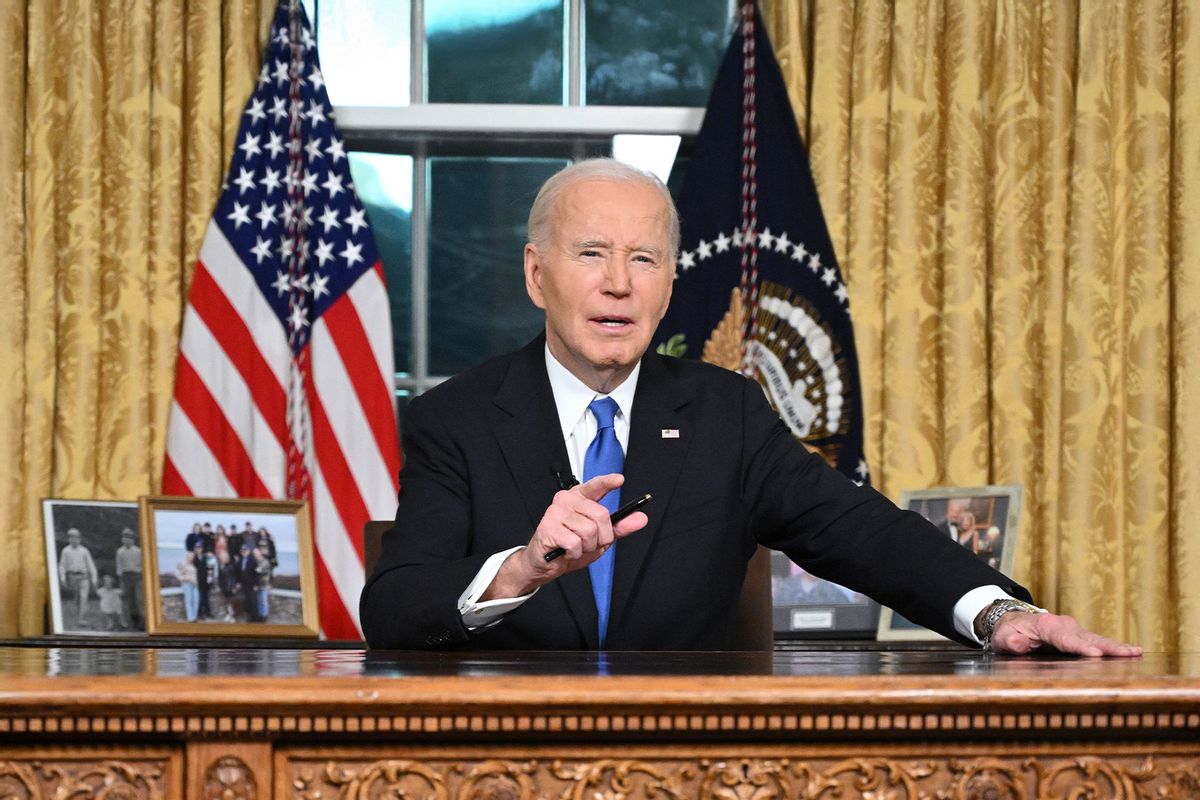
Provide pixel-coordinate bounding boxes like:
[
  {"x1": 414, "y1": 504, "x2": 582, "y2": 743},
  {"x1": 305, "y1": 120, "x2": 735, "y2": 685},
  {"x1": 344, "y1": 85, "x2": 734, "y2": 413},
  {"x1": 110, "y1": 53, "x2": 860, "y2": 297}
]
[{"x1": 163, "y1": 0, "x2": 400, "y2": 639}]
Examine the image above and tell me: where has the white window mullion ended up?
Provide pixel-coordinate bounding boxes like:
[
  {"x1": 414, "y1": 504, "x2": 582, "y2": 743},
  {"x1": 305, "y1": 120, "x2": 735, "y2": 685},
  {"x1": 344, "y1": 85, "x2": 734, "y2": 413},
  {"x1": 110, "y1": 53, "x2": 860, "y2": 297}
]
[
  {"x1": 410, "y1": 147, "x2": 429, "y2": 388},
  {"x1": 568, "y1": 0, "x2": 583, "y2": 106},
  {"x1": 410, "y1": 0, "x2": 425, "y2": 105}
]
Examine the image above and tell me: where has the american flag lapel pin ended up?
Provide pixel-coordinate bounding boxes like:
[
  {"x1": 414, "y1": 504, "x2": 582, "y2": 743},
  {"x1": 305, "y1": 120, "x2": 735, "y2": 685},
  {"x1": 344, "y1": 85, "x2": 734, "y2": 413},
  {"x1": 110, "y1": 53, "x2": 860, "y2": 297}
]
[{"x1": 661, "y1": 428, "x2": 680, "y2": 439}]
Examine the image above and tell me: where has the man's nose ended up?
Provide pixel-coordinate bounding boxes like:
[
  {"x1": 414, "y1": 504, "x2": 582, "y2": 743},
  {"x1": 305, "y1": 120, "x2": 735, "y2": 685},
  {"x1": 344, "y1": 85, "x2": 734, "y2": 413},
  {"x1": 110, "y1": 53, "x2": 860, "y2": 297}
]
[{"x1": 603, "y1": 257, "x2": 633, "y2": 294}]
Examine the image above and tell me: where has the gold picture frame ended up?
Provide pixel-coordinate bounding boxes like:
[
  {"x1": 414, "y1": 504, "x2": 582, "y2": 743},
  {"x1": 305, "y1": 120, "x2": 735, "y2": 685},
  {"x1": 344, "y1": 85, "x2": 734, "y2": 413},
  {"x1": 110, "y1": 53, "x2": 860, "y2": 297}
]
[
  {"x1": 140, "y1": 496, "x2": 319, "y2": 638},
  {"x1": 877, "y1": 484, "x2": 1023, "y2": 642}
]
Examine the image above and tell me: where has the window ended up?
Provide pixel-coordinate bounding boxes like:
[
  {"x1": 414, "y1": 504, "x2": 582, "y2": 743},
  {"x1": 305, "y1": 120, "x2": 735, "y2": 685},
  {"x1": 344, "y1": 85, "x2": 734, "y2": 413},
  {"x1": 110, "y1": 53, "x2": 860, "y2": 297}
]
[{"x1": 310, "y1": 0, "x2": 733, "y2": 406}]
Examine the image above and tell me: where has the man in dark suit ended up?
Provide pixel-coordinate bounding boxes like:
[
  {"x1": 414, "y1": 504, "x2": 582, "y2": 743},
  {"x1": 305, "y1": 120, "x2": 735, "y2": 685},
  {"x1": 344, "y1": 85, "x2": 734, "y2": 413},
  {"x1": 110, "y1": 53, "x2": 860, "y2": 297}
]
[
  {"x1": 235, "y1": 542, "x2": 261, "y2": 622},
  {"x1": 361, "y1": 159, "x2": 1139, "y2": 658}
]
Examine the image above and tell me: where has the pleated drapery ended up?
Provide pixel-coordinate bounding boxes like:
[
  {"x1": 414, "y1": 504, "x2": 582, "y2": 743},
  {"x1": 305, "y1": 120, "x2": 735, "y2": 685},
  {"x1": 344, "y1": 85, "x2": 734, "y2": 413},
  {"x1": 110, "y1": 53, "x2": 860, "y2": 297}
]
[
  {"x1": 0, "y1": 1, "x2": 275, "y2": 636},
  {"x1": 766, "y1": 1, "x2": 1199, "y2": 650}
]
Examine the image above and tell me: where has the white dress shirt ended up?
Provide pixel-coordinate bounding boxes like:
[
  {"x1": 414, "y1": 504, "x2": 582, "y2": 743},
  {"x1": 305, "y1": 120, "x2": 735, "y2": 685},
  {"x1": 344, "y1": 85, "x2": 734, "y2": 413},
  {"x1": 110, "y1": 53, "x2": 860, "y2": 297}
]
[{"x1": 455, "y1": 346, "x2": 1015, "y2": 644}]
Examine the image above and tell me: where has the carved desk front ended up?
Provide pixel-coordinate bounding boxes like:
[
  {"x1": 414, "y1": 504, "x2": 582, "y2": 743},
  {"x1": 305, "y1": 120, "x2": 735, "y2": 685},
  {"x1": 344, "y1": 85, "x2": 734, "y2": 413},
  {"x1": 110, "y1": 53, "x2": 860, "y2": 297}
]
[{"x1": 0, "y1": 646, "x2": 1197, "y2": 799}]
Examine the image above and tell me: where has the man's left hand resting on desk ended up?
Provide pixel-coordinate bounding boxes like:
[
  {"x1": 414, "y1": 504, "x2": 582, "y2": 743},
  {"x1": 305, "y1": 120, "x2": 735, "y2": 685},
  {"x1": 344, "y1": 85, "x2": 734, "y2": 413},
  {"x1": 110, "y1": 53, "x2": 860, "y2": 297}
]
[{"x1": 992, "y1": 610, "x2": 1143, "y2": 657}]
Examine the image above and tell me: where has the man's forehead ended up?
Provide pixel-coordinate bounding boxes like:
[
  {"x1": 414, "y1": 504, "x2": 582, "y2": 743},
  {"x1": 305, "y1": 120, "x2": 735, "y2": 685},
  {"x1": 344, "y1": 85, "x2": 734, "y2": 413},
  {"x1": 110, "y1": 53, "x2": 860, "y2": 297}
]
[{"x1": 555, "y1": 180, "x2": 668, "y2": 231}]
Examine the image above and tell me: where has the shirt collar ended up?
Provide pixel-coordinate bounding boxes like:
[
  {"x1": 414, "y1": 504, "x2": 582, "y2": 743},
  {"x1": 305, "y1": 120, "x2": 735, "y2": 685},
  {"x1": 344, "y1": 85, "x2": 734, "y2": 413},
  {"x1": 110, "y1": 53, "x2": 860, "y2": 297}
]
[{"x1": 544, "y1": 344, "x2": 641, "y2": 440}]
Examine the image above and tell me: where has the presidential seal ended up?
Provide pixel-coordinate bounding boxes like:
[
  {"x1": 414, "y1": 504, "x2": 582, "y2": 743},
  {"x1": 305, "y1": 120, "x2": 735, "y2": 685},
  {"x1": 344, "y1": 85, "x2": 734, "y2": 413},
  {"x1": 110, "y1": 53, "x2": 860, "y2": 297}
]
[{"x1": 701, "y1": 281, "x2": 848, "y2": 468}]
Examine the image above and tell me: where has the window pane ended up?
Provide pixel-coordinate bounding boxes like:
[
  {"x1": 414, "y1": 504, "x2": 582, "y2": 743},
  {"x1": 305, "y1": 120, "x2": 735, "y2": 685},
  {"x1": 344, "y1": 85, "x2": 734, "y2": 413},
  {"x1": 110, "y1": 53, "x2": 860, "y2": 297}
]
[
  {"x1": 317, "y1": 0, "x2": 411, "y2": 106},
  {"x1": 427, "y1": 158, "x2": 567, "y2": 375},
  {"x1": 612, "y1": 134, "x2": 681, "y2": 185},
  {"x1": 347, "y1": 152, "x2": 413, "y2": 374},
  {"x1": 586, "y1": 0, "x2": 731, "y2": 106},
  {"x1": 426, "y1": 0, "x2": 564, "y2": 104}
]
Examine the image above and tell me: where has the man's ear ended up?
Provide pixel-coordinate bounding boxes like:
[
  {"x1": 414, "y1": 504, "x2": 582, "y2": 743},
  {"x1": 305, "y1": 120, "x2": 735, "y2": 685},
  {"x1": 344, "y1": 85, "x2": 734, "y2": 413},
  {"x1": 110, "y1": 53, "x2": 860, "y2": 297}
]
[{"x1": 524, "y1": 243, "x2": 546, "y2": 310}]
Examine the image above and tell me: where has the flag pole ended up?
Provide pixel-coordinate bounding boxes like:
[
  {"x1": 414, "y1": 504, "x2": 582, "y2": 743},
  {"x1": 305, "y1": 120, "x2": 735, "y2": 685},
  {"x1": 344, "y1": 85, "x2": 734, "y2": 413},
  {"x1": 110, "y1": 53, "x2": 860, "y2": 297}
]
[
  {"x1": 285, "y1": 0, "x2": 312, "y2": 503},
  {"x1": 737, "y1": 1, "x2": 760, "y2": 377}
]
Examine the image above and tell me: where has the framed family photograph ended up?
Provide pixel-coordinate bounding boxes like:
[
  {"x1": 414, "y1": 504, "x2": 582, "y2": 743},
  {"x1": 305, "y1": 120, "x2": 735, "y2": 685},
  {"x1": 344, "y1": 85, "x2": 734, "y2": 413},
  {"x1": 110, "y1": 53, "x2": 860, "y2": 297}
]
[
  {"x1": 140, "y1": 496, "x2": 319, "y2": 638},
  {"x1": 877, "y1": 484, "x2": 1024, "y2": 642},
  {"x1": 771, "y1": 551, "x2": 881, "y2": 639},
  {"x1": 42, "y1": 499, "x2": 145, "y2": 636}
]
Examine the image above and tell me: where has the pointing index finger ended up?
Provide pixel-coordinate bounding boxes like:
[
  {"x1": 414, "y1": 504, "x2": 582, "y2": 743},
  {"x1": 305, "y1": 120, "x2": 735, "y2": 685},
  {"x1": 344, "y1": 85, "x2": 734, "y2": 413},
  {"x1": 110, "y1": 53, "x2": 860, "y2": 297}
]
[{"x1": 576, "y1": 473, "x2": 624, "y2": 503}]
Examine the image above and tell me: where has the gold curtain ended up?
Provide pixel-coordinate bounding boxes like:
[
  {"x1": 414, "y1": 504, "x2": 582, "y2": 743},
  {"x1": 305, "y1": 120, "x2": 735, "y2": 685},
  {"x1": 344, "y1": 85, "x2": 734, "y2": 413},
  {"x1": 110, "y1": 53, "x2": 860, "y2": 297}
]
[
  {"x1": 2, "y1": 1, "x2": 1196, "y2": 651},
  {"x1": 0, "y1": 1, "x2": 275, "y2": 636},
  {"x1": 767, "y1": 1, "x2": 1200, "y2": 650}
]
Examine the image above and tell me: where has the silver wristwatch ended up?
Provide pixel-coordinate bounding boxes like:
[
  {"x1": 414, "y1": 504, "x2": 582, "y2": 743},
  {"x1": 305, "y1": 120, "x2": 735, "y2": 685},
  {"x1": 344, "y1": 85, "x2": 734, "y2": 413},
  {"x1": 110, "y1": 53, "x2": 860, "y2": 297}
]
[{"x1": 975, "y1": 598, "x2": 1045, "y2": 651}]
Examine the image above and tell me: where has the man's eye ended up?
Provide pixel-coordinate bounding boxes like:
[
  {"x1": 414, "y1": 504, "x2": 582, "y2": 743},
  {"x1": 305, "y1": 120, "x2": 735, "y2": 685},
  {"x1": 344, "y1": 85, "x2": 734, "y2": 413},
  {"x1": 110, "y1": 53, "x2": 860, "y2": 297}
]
[{"x1": 580, "y1": 250, "x2": 600, "y2": 258}]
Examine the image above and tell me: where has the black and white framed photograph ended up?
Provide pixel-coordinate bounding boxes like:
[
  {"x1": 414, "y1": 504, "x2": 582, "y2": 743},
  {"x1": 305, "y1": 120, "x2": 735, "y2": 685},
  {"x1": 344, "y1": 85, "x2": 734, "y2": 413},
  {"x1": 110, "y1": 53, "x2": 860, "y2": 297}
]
[
  {"x1": 771, "y1": 551, "x2": 881, "y2": 639},
  {"x1": 140, "y1": 495, "x2": 318, "y2": 638},
  {"x1": 877, "y1": 484, "x2": 1024, "y2": 641},
  {"x1": 42, "y1": 498, "x2": 145, "y2": 636}
]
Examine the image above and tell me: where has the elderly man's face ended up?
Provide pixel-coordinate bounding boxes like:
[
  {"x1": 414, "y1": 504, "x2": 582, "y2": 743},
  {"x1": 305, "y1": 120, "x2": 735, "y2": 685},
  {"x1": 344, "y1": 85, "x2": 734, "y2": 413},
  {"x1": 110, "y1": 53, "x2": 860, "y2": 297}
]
[{"x1": 524, "y1": 179, "x2": 673, "y2": 391}]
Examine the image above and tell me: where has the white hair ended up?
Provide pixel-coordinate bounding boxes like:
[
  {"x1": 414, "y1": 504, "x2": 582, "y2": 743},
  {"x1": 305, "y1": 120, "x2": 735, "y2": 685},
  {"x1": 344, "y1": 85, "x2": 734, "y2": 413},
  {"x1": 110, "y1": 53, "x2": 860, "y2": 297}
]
[{"x1": 527, "y1": 158, "x2": 680, "y2": 259}]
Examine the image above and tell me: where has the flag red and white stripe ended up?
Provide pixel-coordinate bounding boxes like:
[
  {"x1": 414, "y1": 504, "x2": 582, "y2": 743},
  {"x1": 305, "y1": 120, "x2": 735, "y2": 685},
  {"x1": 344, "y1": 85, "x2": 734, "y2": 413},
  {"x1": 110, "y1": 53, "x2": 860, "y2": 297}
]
[{"x1": 163, "y1": 0, "x2": 399, "y2": 639}]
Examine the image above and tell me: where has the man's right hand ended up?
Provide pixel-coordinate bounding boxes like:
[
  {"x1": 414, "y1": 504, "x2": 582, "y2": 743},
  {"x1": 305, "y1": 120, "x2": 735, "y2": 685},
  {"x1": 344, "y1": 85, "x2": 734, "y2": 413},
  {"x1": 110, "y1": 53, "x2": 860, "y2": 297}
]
[{"x1": 480, "y1": 474, "x2": 648, "y2": 601}]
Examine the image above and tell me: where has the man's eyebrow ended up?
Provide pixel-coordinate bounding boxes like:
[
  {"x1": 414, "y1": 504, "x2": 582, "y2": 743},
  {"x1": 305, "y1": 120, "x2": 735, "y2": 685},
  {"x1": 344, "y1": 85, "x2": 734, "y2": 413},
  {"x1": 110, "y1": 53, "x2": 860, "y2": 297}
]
[
  {"x1": 633, "y1": 245, "x2": 663, "y2": 257},
  {"x1": 572, "y1": 238, "x2": 610, "y2": 249}
]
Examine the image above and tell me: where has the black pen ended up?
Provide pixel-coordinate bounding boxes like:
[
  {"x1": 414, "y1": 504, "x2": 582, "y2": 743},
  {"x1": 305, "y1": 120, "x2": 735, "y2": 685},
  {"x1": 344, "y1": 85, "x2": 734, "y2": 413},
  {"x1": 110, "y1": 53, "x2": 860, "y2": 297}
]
[{"x1": 543, "y1": 492, "x2": 653, "y2": 562}]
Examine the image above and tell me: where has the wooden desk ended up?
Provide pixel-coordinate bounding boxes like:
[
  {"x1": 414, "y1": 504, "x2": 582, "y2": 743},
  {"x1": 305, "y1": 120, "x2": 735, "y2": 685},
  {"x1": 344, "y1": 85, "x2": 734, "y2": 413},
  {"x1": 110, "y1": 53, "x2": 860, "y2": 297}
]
[{"x1": 0, "y1": 646, "x2": 1197, "y2": 798}]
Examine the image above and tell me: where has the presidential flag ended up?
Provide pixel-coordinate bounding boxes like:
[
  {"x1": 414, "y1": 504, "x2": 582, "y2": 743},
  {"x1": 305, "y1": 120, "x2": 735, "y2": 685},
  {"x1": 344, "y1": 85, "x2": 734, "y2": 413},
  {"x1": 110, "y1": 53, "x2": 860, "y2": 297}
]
[
  {"x1": 655, "y1": 1, "x2": 869, "y2": 488},
  {"x1": 163, "y1": 0, "x2": 400, "y2": 639}
]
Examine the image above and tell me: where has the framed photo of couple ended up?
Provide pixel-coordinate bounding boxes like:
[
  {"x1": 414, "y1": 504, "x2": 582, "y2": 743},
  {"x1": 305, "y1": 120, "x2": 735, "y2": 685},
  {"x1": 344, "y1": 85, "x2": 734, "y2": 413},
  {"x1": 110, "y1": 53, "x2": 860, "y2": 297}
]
[
  {"x1": 876, "y1": 484, "x2": 1023, "y2": 641},
  {"x1": 139, "y1": 496, "x2": 319, "y2": 638}
]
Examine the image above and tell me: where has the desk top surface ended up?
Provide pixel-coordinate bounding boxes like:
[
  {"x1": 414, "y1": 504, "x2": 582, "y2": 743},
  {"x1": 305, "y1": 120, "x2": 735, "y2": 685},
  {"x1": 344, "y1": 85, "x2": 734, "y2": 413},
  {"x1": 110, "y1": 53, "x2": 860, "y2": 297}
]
[
  {"x1": 0, "y1": 644, "x2": 1197, "y2": 682},
  {"x1": 1, "y1": 645, "x2": 1197, "y2": 725}
]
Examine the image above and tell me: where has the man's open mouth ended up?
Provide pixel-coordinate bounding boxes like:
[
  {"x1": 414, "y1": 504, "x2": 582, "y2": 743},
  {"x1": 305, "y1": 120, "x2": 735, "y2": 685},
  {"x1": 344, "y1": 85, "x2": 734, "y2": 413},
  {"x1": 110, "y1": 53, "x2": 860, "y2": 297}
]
[{"x1": 592, "y1": 316, "x2": 632, "y2": 328}]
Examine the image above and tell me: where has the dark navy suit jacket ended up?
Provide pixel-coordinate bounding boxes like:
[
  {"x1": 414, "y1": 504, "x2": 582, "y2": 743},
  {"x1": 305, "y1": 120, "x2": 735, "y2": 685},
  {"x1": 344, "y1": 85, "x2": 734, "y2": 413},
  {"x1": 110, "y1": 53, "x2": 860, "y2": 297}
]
[{"x1": 361, "y1": 336, "x2": 1030, "y2": 650}]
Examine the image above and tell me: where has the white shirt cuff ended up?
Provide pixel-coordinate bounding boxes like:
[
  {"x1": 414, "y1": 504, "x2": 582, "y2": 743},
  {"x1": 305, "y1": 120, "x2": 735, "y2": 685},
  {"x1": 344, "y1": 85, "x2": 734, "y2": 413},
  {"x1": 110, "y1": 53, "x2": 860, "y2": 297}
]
[
  {"x1": 457, "y1": 546, "x2": 538, "y2": 631},
  {"x1": 952, "y1": 585, "x2": 1047, "y2": 645}
]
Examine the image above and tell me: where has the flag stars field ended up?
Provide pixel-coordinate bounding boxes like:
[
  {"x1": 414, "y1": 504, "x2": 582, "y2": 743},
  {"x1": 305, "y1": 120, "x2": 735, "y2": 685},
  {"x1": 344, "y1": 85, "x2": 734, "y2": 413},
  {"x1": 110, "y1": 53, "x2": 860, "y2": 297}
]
[
  {"x1": 238, "y1": 133, "x2": 262, "y2": 160},
  {"x1": 261, "y1": 168, "x2": 283, "y2": 194},
  {"x1": 245, "y1": 97, "x2": 267, "y2": 124},
  {"x1": 234, "y1": 167, "x2": 256, "y2": 194},
  {"x1": 345, "y1": 208, "x2": 368, "y2": 235},
  {"x1": 227, "y1": 202, "x2": 251, "y2": 229},
  {"x1": 325, "y1": 137, "x2": 346, "y2": 163},
  {"x1": 256, "y1": 202, "x2": 278, "y2": 229}
]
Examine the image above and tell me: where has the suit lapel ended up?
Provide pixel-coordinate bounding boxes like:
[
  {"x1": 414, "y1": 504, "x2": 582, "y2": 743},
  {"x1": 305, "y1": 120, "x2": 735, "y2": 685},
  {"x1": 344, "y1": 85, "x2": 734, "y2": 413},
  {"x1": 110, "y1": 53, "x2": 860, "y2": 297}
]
[
  {"x1": 489, "y1": 337, "x2": 600, "y2": 648},
  {"x1": 608, "y1": 353, "x2": 693, "y2": 643}
]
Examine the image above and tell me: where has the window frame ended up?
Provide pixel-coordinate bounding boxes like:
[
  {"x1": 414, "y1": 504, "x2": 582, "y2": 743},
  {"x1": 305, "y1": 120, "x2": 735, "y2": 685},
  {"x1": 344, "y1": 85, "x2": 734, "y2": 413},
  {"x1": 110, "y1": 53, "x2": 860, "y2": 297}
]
[{"x1": 321, "y1": 0, "x2": 713, "y2": 398}]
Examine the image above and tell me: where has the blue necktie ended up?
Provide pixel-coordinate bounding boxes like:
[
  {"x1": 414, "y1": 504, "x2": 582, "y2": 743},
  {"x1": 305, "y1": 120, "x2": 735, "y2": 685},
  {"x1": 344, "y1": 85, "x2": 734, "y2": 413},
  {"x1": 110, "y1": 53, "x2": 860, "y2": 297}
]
[{"x1": 583, "y1": 396, "x2": 622, "y2": 648}]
